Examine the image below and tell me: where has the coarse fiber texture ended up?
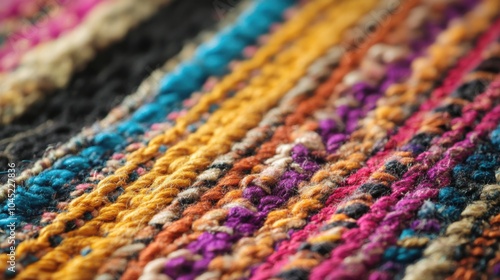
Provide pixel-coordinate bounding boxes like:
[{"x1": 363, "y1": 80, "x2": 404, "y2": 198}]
[{"x1": 1, "y1": 0, "x2": 500, "y2": 279}]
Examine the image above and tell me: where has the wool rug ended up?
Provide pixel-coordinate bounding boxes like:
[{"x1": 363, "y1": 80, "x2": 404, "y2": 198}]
[{"x1": 1, "y1": 0, "x2": 500, "y2": 279}]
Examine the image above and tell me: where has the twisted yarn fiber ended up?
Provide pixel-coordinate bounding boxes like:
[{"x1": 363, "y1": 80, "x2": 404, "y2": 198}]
[{"x1": 1, "y1": 0, "x2": 500, "y2": 279}]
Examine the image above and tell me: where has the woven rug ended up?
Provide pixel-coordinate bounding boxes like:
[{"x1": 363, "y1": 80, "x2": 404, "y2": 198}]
[{"x1": 1, "y1": 0, "x2": 500, "y2": 279}]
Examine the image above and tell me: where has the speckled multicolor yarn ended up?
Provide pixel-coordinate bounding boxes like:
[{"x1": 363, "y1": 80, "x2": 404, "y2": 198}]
[{"x1": 1, "y1": 0, "x2": 500, "y2": 279}]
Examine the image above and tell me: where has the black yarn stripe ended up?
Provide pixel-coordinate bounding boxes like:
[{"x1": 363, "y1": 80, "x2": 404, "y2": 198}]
[{"x1": 0, "y1": 0, "x2": 222, "y2": 168}]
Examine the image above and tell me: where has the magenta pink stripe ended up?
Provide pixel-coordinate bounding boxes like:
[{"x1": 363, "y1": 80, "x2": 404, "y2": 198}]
[
  {"x1": 311, "y1": 80, "x2": 500, "y2": 280},
  {"x1": 0, "y1": 0, "x2": 106, "y2": 72},
  {"x1": 0, "y1": 0, "x2": 53, "y2": 21},
  {"x1": 251, "y1": 17, "x2": 500, "y2": 280}
]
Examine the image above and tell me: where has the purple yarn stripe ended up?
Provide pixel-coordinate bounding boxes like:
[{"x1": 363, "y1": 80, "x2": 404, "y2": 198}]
[
  {"x1": 310, "y1": 77, "x2": 500, "y2": 280},
  {"x1": 162, "y1": 2, "x2": 478, "y2": 278},
  {"x1": 249, "y1": 1, "x2": 458, "y2": 276},
  {"x1": 315, "y1": 84, "x2": 500, "y2": 279},
  {"x1": 162, "y1": 74, "x2": 383, "y2": 280}
]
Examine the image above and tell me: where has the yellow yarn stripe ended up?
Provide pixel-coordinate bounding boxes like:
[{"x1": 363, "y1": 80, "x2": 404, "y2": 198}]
[
  {"x1": 0, "y1": 0, "x2": 345, "y2": 278},
  {"x1": 22, "y1": 1, "x2": 380, "y2": 279},
  {"x1": 0, "y1": 0, "x2": 332, "y2": 268}
]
